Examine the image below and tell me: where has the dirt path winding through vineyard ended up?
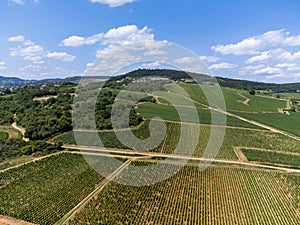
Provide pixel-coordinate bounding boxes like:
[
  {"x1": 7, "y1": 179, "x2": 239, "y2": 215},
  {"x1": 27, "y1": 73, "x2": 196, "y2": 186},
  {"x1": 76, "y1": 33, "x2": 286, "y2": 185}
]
[{"x1": 237, "y1": 92, "x2": 250, "y2": 105}]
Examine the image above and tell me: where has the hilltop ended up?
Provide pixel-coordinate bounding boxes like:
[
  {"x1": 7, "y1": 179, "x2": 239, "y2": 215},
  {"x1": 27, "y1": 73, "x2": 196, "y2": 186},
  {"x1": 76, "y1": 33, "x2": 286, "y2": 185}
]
[{"x1": 1, "y1": 69, "x2": 300, "y2": 93}]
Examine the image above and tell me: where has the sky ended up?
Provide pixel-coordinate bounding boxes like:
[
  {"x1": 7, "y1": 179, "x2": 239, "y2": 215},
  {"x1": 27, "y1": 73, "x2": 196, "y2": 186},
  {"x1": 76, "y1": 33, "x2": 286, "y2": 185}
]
[{"x1": 1, "y1": 0, "x2": 300, "y2": 83}]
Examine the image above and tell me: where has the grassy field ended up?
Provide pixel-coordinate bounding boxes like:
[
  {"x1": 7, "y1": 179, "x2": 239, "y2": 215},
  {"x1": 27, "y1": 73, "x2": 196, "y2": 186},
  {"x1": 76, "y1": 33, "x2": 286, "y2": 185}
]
[
  {"x1": 0, "y1": 153, "x2": 109, "y2": 225},
  {"x1": 0, "y1": 126, "x2": 20, "y2": 139},
  {"x1": 235, "y1": 111, "x2": 300, "y2": 136},
  {"x1": 137, "y1": 102, "x2": 262, "y2": 129},
  {"x1": 68, "y1": 164, "x2": 300, "y2": 225},
  {"x1": 222, "y1": 88, "x2": 286, "y2": 112}
]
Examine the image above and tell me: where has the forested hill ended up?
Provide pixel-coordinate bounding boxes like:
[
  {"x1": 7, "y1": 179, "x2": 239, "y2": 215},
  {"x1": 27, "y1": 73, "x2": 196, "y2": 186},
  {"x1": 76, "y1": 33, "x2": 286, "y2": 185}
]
[
  {"x1": 116, "y1": 69, "x2": 300, "y2": 93},
  {"x1": 1, "y1": 69, "x2": 300, "y2": 93}
]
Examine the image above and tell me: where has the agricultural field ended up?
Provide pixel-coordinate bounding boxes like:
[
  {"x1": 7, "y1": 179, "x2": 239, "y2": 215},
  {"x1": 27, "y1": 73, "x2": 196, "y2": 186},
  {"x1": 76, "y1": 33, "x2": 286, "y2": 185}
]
[
  {"x1": 1, "y1": 71, "x2": 300, "y2": 225},
  {"x1": 68, "y1": 164, "x2": 300, "y2": 225},
  {"x1": 242, "y1": 148, "x2": 300, "y2": 168},
  {"x1": 54, "y1": 121, "x2": 300, "y2": 162},
  {"x1": 235, "y1": 111, "x2": 300, "y2": 136},
  {"x1": 137, "y1": 102, "x2": 262, "y2": 129},
  {"x1": 0, "y1": 153, "x2": 112, "y2": 225},
  {"x1": 222, "y1": 88, "x2": 287, "y2": 112}
]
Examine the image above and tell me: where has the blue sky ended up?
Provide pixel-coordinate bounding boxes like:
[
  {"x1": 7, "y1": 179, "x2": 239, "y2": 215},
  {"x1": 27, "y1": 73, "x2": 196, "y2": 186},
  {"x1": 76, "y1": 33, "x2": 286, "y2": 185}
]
[{"x1": 1, "y1": 0, "x2": 300, "y2": 83}]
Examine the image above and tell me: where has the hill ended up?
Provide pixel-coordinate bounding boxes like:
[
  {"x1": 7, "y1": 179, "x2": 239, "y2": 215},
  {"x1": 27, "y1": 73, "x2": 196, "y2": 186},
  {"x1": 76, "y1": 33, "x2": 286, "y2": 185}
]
[{"x1": 1, "y1": 69, "x2": 300, "y2": 93}]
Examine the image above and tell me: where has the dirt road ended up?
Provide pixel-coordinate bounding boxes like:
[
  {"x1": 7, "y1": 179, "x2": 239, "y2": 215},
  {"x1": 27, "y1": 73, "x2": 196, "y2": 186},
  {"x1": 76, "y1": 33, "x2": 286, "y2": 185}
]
[{"x1": 55, "y1": 159, "x2": 132, "y2": 225}]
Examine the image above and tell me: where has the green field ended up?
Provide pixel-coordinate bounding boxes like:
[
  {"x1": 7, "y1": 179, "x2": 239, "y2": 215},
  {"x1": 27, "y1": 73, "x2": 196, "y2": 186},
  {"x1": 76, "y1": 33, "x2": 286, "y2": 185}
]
[
  {"x1": 222, "y1": 88, "x2": 287, "y2": 112},
  {"x1": 0, "y1": 131, "x2": 8, "y2": 141},
  {"x1": 68, "y1": 164, "x2": 300, "y2": 225},
  {"x1": 0, "y1": 153, "x2": 108, "y2": 225},
  {"x1": 235, "y1": 111, "x2": 300, "y2": 136},
  {"x1": 242, "y1": 148, "x2": 300, "y2": 168},
  {"x1": 137, "y1": 102, "x2": 262, "y2": 129},
  {"x1": 54, "y1": 121, "x2": 300, "y2": 161}
]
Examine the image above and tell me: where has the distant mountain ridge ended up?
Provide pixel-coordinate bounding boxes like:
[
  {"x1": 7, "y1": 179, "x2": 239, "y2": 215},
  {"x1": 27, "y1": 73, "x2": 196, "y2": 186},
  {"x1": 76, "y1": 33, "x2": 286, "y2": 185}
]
[{"x1": 1, "y1": 70, "x2": 300, "y2": 93}]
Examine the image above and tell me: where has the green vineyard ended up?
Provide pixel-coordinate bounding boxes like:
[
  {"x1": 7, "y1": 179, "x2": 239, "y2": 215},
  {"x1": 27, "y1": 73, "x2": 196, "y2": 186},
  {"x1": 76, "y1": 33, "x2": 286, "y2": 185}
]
[{"x1": 68, "y1": 163, "x2": 300, "y2": 225}]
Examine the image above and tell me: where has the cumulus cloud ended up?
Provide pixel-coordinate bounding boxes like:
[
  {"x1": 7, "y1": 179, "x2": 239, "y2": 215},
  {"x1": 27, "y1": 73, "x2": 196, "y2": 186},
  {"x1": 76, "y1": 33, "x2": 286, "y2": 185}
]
[
  {"x1": 60, "y1": 36, "x2": 86, "y2": 48},
  {"x1": 199, "y1": 55, "x2": 220, "y2": 63},
  {"x1": 9, "y1": 35, "x2": 75, "y2": 63},
  {"x1": 253, "y1": 67, "x2": 282, "y2": 75},
  {"x1": 7, "y1": 35, "x2": 25, "y2": 42},
  {"x1": 208, "y1": 29, "x2": 300, "y2": 82},
  {"x1": 61, "y1": 25, "x2": 154, "y2": 48},
  {"x1": 0, "y1": 62, "x2": 7, "y2": 70},
  {"x1": 89, "y1": 0, "x2": 136, "y2": 7},
  {"x1": 11, "y1": 44, "x2": 45, "y2": 64},
  {"x1": 212, "y1": 29, "x2": 300, "y2": 56},
  {"x1": 174, "y1": 57, "x2": 199, "y2": 65},
  {"x1": 209, "y1": 63, "x2": 237, "y2": 70},
  {"x1": 46, "y1": 52, "x2": 76, "y2": 62},
  {"x1": 9, "y1": 0, "x2": 40, "y2": 5},
  {"x1": 247, "y1": 49, "x2": 300, "y2": 64},
  {"x1": 18, "y1": 65, "x2": 77, "y2": 80}
]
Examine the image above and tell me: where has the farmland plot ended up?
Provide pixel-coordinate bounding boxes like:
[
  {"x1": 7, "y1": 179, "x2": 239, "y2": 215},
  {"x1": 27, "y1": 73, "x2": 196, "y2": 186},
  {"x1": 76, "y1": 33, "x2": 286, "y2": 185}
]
[{"x1": 67, "y1": 164, "x2": 300, "y2": 225}]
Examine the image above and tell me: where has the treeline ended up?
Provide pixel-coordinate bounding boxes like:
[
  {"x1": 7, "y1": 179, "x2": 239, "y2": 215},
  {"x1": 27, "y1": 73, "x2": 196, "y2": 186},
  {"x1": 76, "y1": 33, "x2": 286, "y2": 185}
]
[
  {"x1": 217, "y1": 77, "x2": 300, "y2": 93},
  {"x1": 109, "y1": 69, "x2": 300, "y2": 93},
  {"x1": 0, "y1": 138, "x2": 62, "y2": 166}
]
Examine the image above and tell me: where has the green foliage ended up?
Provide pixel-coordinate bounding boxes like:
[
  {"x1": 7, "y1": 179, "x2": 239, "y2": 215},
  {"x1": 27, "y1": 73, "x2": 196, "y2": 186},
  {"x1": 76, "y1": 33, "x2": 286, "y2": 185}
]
[
  {"x1": 0, "y1": 131, "x2": 8, "y2": 141},
  {"x1": 242, "y1": 149, "x2": 300, "y2": 168},
  {"x1": 235, "y1": 111, "x2": 300, "y2": 136},
  {"x1": 68, "y1": 164, "x2": 300, "y2": 225},
  {"x1": 0, "y1": 138, "x2": 26, "y2": 161},
  {"x1": 0, "y1": 153, "x2": 105, "y2": 225},
  {"x1": 249, "y1": 90, "x2": 256, "y2": 95}
]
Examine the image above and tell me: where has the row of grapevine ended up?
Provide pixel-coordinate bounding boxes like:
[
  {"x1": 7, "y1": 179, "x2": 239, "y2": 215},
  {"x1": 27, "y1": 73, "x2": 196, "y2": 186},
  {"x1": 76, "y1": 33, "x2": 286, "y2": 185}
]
[
  {"x1": 0, "y1": 153, "x2": 107, "y2": 225},
  {"x1": 68, "y1": 163, "x2": 300, "y2": 225}
]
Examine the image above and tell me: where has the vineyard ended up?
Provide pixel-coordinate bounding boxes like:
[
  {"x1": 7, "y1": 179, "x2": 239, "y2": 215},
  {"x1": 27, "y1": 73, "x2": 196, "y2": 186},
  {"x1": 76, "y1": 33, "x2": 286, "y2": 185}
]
[
  {"x1": 54, "y1": 121, "x2": 300, "y2": 161},
  {"x1": 137, "y1": 101, "x2": 262, "y2": 129},
  {"x1": 67, "y1": 163, "x2": 300, "y2": 225},
  {"x1": 0, "y1": 153, "x2": 112, "y2": 225},
  {"x1": 242, "y1": 148, "x2": 300, "y2": 168},
  {"x1": 235, "y1": 111, "x2": 300, "y2": 136}
]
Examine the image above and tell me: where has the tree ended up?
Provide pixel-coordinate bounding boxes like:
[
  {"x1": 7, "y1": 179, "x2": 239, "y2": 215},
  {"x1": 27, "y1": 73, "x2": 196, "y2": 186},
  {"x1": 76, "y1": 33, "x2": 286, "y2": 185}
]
[{"x1": 249, "y1": 90, "x2": 256, "y2": 95}]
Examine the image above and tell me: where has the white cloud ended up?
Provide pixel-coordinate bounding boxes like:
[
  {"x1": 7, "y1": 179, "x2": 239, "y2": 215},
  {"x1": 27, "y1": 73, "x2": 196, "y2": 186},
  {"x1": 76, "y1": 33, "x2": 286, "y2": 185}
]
[
  {"x1": 9, "y1": 0, "x2": 40, "y2": 5},
  {"x1": 9, "y1": 0, "x2": 24, "y2": 4},
  {"x1": 18, "y1": 65, "x2": 77, "y2": 79},
  {"x1": 199, "y1": 55, "x2": 220, "y2": 63},
  {"x1": 9, "y1": 36, "x2": 75, "y2": 64},
  {"x1": 80, "y1": 25, "x2": 172, "y2": 76},
  {"x1": 60, "y1": 36, "x2": 88, "y2": 48},
  {"x1": 144, "y1": 49, "x2": 166, "y2": 56},
  {"x1": 89, "y1": 0, "x2": 136, "y2": 7},
  {"x1": 209, "y1": 63, "x2": 238, "y2": 70},
  {"x1": 247, "y1": 49, "x2": 300, "y2": 64},
  {"x1": 11, "y1": 44, "x2": 45, "y2": 64},
  {"x1": 61, "y1": 25, "x2": 154, "y2": 48},
  {"x1": 253, "y1": 67, "x2": 282, "y2": 75},
  {"x1": 7, "y1": 35, "x2": 25, "y2": 42},
  {"x1": 0, "y1": 62, "x2": 7, "y2": 70},
  {"x1": 46, "y1": 52, "x2": 76, "y2": 62},
  {"x1": 212, "y1": 29, "x2": 300, "y2": 56},
  {"x1": 174, "y1": 57, "x2": 199, "y2": 65}
]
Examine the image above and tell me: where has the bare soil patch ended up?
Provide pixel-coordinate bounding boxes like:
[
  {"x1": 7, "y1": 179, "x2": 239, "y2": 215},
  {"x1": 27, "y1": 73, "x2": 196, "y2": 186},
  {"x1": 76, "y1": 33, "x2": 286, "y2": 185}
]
[{"x1": 0, "y1": 215, "x2": 37, "y2": 225}]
